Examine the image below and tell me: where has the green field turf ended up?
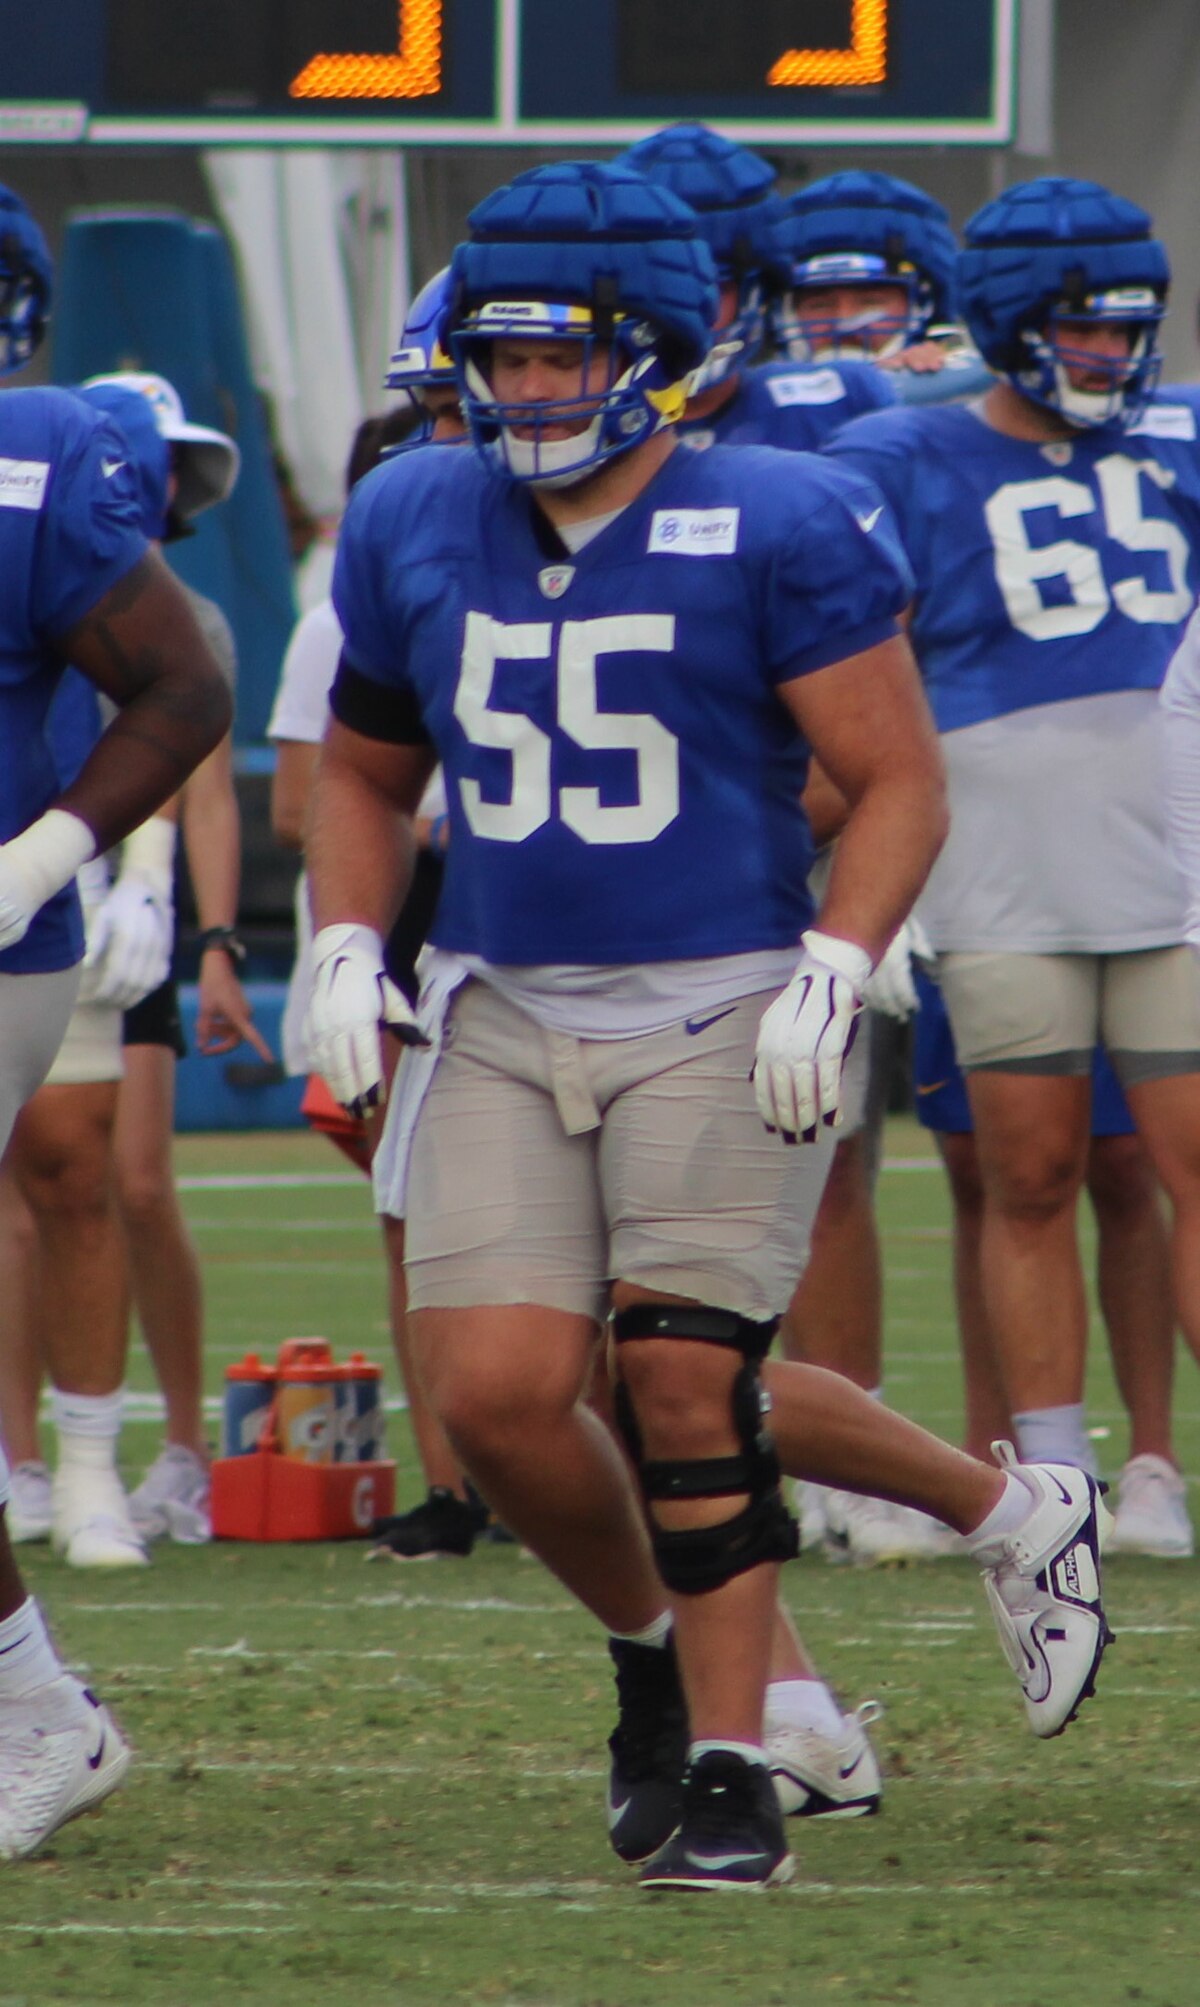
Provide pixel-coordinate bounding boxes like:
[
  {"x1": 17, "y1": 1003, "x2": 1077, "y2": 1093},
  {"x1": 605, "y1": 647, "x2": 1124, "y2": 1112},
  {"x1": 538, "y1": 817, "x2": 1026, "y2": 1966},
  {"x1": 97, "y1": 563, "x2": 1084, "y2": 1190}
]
[{"x1": 1, "y1": 1120, "x2": 1197, "y2": 2007}]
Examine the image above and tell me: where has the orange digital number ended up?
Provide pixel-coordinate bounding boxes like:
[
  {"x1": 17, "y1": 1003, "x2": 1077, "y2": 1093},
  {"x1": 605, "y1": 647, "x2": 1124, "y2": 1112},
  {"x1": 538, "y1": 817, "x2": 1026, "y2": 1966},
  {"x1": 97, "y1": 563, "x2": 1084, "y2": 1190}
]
[
  {"x1": 768, "y1": 0, "x2": 888, "y2": 87},
  {"x1": 289, "y1": 0, "x2": 443, "y2": 100}
]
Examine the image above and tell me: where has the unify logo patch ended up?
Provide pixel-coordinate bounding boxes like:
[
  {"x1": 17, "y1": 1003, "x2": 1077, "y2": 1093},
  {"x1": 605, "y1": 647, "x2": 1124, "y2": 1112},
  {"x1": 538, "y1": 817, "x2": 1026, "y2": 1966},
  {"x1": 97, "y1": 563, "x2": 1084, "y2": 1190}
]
[
  {"x1": 0, "y1": 456, "x2": 49, "y2": 511},
  {"x1": 648, "y1": 507, "x2": 740, "y2": 556},
  {"x1": 766, "y1": 368, "x2": 847, "y2": 407}
]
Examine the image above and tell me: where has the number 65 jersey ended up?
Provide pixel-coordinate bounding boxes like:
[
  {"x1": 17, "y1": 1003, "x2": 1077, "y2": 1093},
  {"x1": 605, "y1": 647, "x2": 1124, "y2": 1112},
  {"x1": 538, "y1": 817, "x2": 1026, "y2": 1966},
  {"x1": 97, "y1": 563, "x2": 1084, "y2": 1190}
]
[
  {"x1": 828, "y1": 396, "x2": 1200, "y2": 954},
  {"x1": 331, "y1": 440, "x2": 910, "y2": 968}
]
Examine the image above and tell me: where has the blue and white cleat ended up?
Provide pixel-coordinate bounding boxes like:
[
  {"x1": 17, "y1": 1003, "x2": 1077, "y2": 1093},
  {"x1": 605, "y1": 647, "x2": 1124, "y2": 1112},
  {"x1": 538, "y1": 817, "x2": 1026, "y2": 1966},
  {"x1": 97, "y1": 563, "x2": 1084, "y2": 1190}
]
[{"x1": 975, "y1": 1443, "x2": 1113, "y2": 1739}]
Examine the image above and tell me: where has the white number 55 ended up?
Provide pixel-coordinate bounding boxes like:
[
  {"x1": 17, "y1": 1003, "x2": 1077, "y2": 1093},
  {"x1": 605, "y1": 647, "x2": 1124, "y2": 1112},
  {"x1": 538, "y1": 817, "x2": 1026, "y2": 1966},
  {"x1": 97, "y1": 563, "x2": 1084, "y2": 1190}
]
[{"x1": 453, "y1": 612, "x2": 681, "y2": 845}]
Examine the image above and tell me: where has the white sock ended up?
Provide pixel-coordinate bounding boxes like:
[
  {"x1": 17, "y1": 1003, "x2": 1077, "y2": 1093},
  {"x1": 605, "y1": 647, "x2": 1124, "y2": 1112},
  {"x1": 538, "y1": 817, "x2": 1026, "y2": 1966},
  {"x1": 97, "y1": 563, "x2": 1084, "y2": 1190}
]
[
  {"x1": 0, "y1": 1598, "x2": 64, "y2": 1699},
  {"x1": 610, "y1": 1611, "x2": 673, "y2": 1650},
  {"x1": 965, "y1": 1471, "x2": 1036, "y2": 1549},
  {"x1": 690, "y1": 1739, "x2": 767, "y2": 1767},
  {"x1": 52, "y1": 1388, "x2": 124, "y2": 1477},
  {"x1": 764, "y1": 1677, "x2": 845, "y2": 1739},
  {"x1": 1012, "y1": 1404, "x2": 1097, "y2": 1476}
]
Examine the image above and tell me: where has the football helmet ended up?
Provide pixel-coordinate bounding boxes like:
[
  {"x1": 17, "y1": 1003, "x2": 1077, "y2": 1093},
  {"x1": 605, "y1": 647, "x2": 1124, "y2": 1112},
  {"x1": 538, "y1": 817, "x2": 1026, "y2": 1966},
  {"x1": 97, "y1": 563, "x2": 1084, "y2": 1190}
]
[
  {"x1": 958, "y1": 177, "x2": 1168, "y2": 429},
  {"x1": 773, "y1": 171, "x2": 958, "y2": 362},
  {"x1": 448, "y1": 160, "x2": 716, "y2": 488},
  {"x1": 384, "y1": 267, "x2": 458, "y2": 448},
  {"x1": 617, "y1": 122, "x2": 785, "y2": 392},
  {"x1": 0, "y1": 182, "x2": 52, "y2": 375},
  {"x1": 386, "y1": 266, "x2": 455, "y2": 394}
]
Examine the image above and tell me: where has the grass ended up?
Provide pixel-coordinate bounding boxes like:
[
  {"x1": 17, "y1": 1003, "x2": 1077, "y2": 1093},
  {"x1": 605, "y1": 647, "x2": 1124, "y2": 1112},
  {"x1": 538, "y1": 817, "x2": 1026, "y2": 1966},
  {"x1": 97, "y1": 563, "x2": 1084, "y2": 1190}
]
[{"x1": 1, "y1": 1119, "x2": 1198, "y2": 2007}]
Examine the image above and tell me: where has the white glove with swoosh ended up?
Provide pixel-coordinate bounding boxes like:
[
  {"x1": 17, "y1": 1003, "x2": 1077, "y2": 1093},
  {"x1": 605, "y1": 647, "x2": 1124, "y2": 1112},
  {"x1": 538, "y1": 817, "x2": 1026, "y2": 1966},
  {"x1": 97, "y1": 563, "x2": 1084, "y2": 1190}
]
[
  {"x1": 753, "y1": 929, "x2": 872, "y2": 1142},
  {"x1": 85, "y1": 816, "x2": 176, "y2": 1009},
  {"x1": 861, "y1": 914, "x2": 934, "y2": 1022},
  {"x1": 306, "y1": 923, "x2": 428, "y2": 1118}
]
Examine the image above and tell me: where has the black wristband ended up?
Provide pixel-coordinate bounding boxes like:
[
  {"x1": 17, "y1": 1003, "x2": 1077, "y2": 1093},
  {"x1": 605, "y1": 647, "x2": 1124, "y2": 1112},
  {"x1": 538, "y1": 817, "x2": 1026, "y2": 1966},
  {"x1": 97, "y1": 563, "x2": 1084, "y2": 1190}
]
[{"x1": 198, "y1": 926, "x2": 246, "y2": 963}]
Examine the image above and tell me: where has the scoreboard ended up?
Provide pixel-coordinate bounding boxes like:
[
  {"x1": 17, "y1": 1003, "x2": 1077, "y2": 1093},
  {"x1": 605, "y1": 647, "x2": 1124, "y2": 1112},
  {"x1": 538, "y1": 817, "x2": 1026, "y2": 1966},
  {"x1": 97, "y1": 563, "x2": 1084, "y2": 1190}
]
[{"x1": 0, "y1": 0, "x2": 1016, "y2": 147}]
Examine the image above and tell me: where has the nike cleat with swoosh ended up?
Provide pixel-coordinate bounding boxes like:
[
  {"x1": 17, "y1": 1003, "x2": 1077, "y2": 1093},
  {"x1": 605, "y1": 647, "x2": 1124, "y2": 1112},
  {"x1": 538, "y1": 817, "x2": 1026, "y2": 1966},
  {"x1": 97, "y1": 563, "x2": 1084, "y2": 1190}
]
[
  {"x1": 765, "y1": 1700, "x2": 883, "y2": 1818},
  {"x1": 0, "y1": 1675, "x2": 131, "y2": 1861},
  {"x1": 606, "y1": 1637, "x2": 688, "y2": 1864},
  {"x1": 639, "y1": 1750, "x2": 793, "y2": 1892},
  {"x1": 973, "y1": 1442, "x2": 1114, "y2": 1739}
]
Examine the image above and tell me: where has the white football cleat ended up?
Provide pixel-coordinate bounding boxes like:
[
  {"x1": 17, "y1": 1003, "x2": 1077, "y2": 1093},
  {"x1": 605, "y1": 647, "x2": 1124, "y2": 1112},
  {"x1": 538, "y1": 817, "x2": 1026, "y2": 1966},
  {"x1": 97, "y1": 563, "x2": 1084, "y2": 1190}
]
[
  {"x1": 129, "y1": 1445, "x2": 211, "y2": 1545},
  {"x1": 51, "y1": 1468, "x2": 148, "y2": 1570},
  {"x1": 795, "y1": 1480, "x2": 829, "y2": 1552},
  {"x1": 1107, "y1": 1454, "x2": 1194, "y2": 1559},
  {"x1": 974, "y1": 1443, "x2": 1113, "y2": 1738},
  {"x1": 6, "y1": 1462, "x2": 52, "y2": 1544},
  {"x1": 0, "y1": 1677, "x2": 131, "y2": 1861},
  {"x1": 825, "y1": 1489, "x2": 960, "y2": 1564},
  {"x1": 766, "y1": 1701, "x2": 883, "y2": 1819}
]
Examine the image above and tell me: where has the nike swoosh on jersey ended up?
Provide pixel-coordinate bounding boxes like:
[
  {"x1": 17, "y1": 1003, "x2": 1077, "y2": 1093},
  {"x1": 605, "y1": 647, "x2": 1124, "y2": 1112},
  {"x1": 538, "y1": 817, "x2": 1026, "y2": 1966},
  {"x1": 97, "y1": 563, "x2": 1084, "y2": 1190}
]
[
  {"x1": 101, "y1": 458, "x2": 126, "y2": 479},
  {"x1": 915, "y1": 1079, "x2": 950, "y2": 1096},
  {"x1": 855, "y1": 505, "x2": 884, "y2": 533},
  {"x1": 684, "y1": 1007, "x2": 738, "y2": 1037}
]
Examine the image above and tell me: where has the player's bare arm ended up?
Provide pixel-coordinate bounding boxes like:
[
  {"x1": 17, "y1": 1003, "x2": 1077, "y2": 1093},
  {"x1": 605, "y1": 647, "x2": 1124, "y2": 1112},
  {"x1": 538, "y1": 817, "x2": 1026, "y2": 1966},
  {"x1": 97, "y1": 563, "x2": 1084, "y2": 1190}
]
[
  {"x1": 780, "y1": 630, "x2": 947, "y2": 961},
  {"x1": 307, "y1": 718, "x2": 435, "y2": 939},
  {"x1": 54, "y1": 550, "x2": 232, "y2": 849}
]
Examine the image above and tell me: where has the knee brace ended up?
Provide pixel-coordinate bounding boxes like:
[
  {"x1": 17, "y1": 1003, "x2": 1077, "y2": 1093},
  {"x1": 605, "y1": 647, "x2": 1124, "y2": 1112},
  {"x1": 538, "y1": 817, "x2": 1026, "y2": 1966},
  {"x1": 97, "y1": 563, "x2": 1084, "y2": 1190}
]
[{"x1": 611, "y1": 1305, "x2": 797, "y2": 1596}]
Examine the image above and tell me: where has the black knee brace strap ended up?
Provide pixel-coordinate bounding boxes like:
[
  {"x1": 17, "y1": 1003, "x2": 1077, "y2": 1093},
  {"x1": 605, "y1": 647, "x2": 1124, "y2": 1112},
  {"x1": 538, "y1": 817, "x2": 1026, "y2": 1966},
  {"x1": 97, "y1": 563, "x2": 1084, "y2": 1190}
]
[{"x1": 611, "y1": 1305, "x2": 797, "y2": 1595}]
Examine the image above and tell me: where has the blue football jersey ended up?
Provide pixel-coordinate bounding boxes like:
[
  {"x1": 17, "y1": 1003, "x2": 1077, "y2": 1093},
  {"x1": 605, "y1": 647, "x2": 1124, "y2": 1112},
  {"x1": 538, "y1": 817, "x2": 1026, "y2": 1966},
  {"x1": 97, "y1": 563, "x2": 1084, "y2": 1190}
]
[
  {"x1": 0, "y1": 387, "x2": 146, "y2": 974},
  {"x1": 677, "y1": 359, "x2": 895, "y2": 455},
  {"x1": 333, "y1": 440, "x2": 911, "y2": 966},
  {"x1": 828, "y1": 395, "x2": 1200, "y2": 732}
]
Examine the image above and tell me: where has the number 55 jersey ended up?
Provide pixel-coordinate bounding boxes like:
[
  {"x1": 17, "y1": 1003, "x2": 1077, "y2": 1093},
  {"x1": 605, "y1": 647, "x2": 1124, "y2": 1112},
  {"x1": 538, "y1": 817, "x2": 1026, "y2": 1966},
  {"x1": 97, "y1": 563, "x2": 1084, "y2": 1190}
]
[
  {"x1": 828, "y1": 395, "x2": 1200, "y2": 953},
  {"x1": 330, "y1": 438, "x2": 910, "y2": 969}
]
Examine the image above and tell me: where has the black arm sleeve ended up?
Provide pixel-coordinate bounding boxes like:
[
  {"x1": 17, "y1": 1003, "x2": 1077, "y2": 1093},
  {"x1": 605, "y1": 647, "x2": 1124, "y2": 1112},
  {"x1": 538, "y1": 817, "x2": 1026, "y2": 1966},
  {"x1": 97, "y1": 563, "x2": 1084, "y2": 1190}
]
[{"x1": 328, "y1": 654, "x2": 433, "y2": 746}]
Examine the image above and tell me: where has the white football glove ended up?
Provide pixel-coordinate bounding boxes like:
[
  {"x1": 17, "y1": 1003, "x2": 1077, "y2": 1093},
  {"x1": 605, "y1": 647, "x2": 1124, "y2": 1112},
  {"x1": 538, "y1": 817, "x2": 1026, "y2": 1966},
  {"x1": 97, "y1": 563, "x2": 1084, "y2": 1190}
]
[
  {"x1": 860, "y1": 914, "x2": 935, "y2": 1022},
  {"x1": 306, "y1": 922, "x2": 428, "y2": 1117},
  {"x1": 0, "y1": 809, "x2": 96, "y2": 952},
  {"x1": 753, "y1": 928, "x2": 872, "y2": 1142},
  {"x1": 85, "y1": 816, "x2": 176, "y2": 1009}
]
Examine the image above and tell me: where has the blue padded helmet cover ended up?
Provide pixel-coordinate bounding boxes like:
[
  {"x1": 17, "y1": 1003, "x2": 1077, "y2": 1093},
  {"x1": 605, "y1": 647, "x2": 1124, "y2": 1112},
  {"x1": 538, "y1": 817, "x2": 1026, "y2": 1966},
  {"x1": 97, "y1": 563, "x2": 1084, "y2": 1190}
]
[
  {"x1": 616, "y1": 123, "x2": 787, "y2": 283},
  {"x1": 449, "y1": 159, "x2": 718, "y2": 373},
  {"x1": 958, "y1": 177, "x2": 1170, "y2": 370},
  {"x1": 782, "y1": 171, "x2": 958, "y2": 321}
]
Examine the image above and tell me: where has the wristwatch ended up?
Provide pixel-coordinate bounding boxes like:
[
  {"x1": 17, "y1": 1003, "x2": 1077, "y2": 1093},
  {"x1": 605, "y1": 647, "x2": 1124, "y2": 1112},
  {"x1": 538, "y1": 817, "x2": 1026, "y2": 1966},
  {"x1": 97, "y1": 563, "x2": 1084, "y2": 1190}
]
[{"x1": 197, "y1": 925, "x2": 247, "y2": 964}]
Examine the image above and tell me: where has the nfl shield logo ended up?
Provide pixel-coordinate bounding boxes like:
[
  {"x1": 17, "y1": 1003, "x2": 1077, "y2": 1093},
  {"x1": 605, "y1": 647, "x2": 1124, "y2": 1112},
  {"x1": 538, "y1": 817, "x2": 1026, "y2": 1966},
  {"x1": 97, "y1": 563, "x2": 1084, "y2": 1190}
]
[
  {"x1": 538, "y1": 565, "x2": 575, "y2": 600},
  {"x1": 1041, "y1": 441, "x2": 1073, "y2": 466}
]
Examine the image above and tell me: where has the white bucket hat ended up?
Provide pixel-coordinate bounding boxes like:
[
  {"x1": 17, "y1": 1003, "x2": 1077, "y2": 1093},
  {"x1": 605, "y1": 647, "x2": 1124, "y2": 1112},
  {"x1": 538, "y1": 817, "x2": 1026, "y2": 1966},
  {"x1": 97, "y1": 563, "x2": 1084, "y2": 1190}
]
[{"x1": 82, "y1": 370, "x2": 240, "y2": 520}]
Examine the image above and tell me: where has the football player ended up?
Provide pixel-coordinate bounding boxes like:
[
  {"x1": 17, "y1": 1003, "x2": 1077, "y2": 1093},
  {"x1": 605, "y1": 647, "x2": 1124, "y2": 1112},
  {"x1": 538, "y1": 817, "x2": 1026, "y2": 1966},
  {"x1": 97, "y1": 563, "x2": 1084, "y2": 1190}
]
[
  {"x1": 304, "y1": 160, "x2": 1113, "y2": 1890},
  {"x1": 624, "y1": 137, "x2": 960, "y2": 1563},
  {"x1": 0, "y1": 183, "x2": 230, "y2": 1856},
  {"x1": 773, "y1": 169, "x2": 982, "y2": 389},
  {"x1": 828, "y1": 177, "x2": 1200, "y2": 1509},
  {"x1": 617, "y1": 123, "x2": 897, "y2": 453}
]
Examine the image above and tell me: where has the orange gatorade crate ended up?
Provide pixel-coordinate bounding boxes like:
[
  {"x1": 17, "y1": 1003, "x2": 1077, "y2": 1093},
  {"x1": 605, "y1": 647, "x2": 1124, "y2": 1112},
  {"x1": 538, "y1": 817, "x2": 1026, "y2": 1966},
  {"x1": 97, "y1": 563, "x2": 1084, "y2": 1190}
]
[
  {"x1": 210, "y1": 1453, "x2": 395, "y2": 1541},
  {"x1": 211, "y1": 1338, "x2": 394, "y2": 1541}
]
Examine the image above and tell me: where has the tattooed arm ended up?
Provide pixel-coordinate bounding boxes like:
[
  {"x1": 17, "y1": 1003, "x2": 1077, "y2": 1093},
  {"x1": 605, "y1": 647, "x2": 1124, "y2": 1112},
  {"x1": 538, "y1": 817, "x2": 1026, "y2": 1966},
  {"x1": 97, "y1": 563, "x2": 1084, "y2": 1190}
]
[{"x1": 53, "y1": 550, "x2": 233, "y2": 851}]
